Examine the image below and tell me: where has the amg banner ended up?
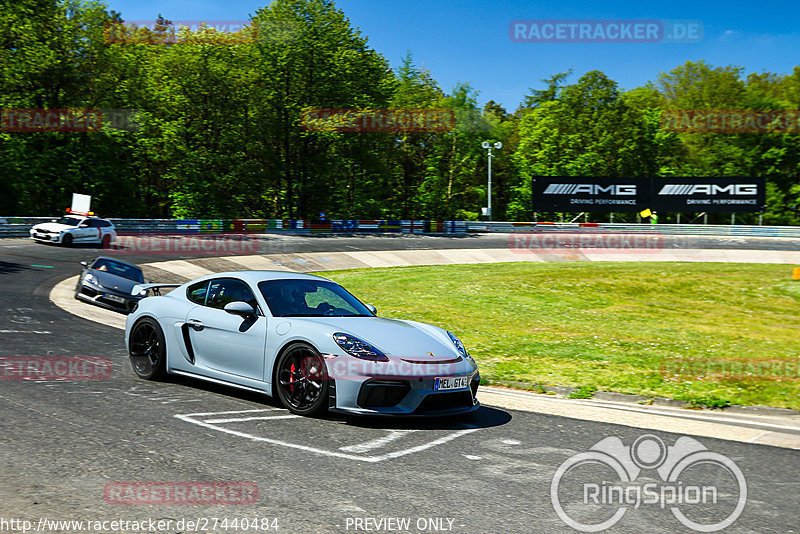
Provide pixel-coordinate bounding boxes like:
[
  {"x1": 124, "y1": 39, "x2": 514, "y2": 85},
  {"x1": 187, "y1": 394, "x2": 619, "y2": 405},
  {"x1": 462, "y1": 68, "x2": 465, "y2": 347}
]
[
  {"x1": 532, "y1": 177, "x2": 644, "y2": 212},
  {"x1": 532, "y1": 177, "x2": 765, "y2": 212},
  {"x1": 653, "y1": 177, "x2": 765, "y2": 212}
]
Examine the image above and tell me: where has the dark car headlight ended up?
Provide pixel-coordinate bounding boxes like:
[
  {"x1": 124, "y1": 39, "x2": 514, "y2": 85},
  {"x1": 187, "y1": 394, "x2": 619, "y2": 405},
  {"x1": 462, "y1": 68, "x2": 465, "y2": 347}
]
[
  {"x1": 83, "y1": 273, "x2": 99, "y2": 286},
  {"x1": 447, "y1": 331, "x2": 470, "y2": 358},
  {"x1": 333, "y1": 333, "x2": 389, "y2": 362}
]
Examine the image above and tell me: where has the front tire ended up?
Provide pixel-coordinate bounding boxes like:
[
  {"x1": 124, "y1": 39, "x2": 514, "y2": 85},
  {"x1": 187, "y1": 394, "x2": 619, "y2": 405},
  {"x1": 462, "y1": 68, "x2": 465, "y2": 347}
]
[
  {"x1": 129, "y1": 317, "x2": 167, "y2": 380},
  {"x1": 61, "y1": 234, "x2": 73, "y2": 247},
  {"x1": 275, "y1": 343, "x2": 329, "y2": 416}
]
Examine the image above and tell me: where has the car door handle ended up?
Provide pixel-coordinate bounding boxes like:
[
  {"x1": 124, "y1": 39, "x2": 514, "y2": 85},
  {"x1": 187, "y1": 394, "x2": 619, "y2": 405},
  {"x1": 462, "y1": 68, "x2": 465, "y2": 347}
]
[{"x1": 187, "y1": 319, "x2": 204, "y2": 331}]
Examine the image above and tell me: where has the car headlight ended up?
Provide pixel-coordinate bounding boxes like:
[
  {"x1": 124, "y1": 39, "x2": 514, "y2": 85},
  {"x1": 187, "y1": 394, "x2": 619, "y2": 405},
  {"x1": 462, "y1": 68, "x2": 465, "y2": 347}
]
[
  {"x1": 83, "y1": 273, "x2": 98, "y2": 285},
  {"x1": 333, "y1": 333, "x2": 388, "y2": 362},
  {"x1": 447, "y1": 331, "x2": 469, "y2": 358}
]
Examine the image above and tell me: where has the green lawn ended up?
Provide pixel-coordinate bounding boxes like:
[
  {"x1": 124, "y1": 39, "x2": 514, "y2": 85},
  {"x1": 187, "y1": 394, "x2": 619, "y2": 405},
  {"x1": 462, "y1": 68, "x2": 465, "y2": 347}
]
[{"x1": 324, "y1": 262, "x2": 800, "y2": 410}]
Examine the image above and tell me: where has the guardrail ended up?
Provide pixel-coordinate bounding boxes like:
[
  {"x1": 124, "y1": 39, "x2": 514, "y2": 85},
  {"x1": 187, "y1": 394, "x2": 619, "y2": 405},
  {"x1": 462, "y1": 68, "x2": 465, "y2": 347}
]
[
  {"x1": 465, "y1": 221, "x2": 800, "y2": 238},
  {"x1": 0, "y1": 218, "x2": 467, "y2": 238},
  {"x1": 3, "y1": 217, "x2": 800, "y2": 239}
]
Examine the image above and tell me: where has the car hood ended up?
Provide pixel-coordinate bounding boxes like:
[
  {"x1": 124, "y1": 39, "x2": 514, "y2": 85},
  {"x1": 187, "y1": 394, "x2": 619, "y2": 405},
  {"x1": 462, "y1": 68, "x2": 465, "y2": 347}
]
[
  {"x1": 32, "y1": 222, "x2": 75, "y2": 232},
  {"x1": 87, "y1": 270, "x2": 140, "y2": 292},
  {"x1": 290, "y1": 316, "x2": 459, "y2": 360}
]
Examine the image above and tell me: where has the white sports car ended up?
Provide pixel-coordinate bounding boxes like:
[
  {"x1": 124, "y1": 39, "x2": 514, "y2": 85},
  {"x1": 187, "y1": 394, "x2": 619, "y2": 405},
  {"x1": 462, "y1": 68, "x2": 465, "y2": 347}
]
[
  {"x1": 30, "y1": 214, "x2": 116, "y2": 246},
  {"x1": 125, "y1": 271, "x2": 480, "y2": 416}
]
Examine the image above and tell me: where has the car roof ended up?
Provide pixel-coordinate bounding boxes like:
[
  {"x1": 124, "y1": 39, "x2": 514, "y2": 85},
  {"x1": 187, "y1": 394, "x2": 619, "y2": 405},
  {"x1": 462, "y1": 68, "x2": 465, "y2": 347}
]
[{"x1": 193, "y1": 270, "x2": 330, "y2": 284}]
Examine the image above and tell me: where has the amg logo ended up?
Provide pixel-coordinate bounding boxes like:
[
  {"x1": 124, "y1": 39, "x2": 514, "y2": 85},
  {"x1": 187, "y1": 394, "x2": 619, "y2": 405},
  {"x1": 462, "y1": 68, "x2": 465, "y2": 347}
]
[
  {"x1": 659, "y1": 184, "x2": 758, "y2": 196},
  {"x1": 543, "y1": 184, "x2": 637, "y2": 195}
]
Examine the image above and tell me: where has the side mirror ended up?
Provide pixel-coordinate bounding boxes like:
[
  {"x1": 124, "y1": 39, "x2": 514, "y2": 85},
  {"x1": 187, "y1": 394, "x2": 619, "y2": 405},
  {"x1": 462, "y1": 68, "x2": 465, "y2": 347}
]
[
  {"x1": 80, "y1": 261, "x2": 88, "y2": 267},
  {"x1": 366, "y1": 304, "x2": 377, "y2": 315},
  {"x1": 224, "y1": 301, "x2": 255, "y2": 319}
]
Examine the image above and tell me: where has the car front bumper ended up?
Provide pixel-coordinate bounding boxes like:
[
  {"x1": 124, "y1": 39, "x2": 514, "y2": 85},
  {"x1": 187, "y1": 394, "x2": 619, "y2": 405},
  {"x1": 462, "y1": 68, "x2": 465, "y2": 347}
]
[
  {"x1": 324, "y1": 354, "x2": 481, "y2": 416},
  {"x1": 30, "y1": 231, "x2": 63, "y2": 243},
  {"x1": 76, "y1": 284, "x2": 141, "y2": 313}
]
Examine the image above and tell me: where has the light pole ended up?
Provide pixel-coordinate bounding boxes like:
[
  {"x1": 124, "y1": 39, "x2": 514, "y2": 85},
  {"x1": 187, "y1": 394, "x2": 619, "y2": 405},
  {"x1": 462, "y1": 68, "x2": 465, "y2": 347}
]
[{"x1": 481, "y1": 141, "x2": 502, "y2": 220}]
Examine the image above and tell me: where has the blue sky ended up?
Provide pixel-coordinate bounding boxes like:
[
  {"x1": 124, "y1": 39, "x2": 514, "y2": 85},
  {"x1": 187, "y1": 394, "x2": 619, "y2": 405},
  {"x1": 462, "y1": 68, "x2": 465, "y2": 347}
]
[{"x1": 105, "y1": 0, "x2": 800, "y2": 111}]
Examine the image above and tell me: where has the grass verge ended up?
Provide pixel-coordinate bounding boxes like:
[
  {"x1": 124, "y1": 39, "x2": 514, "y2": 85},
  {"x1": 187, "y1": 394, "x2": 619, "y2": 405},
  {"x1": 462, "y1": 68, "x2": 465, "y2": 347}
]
[{"x1": 324, "y1": 262, "x2": 800, "y2": 410}]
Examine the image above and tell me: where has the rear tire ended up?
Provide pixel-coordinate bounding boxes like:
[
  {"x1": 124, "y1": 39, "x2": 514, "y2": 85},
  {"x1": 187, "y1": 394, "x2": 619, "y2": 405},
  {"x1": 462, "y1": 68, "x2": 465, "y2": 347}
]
[
  {"x1": 275, "y1": 343, "x2": 329, "y2": 416},
  {"x1": 101, "y1": 234, "x2": 111, "y2": 248},
  {"x1": 129, "y1": 317, "x2": 167, "y2": 380}
]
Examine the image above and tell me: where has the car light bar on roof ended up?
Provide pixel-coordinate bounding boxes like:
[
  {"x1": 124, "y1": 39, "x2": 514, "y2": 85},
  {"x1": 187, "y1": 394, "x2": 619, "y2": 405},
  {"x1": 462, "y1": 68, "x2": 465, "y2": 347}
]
[{"x1": 65, "y1": 208, "x2": 95, "y2": 216}]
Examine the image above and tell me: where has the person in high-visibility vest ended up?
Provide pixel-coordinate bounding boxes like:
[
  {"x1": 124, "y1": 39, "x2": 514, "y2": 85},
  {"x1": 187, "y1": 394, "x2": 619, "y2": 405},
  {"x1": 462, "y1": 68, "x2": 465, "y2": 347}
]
[{"x1": 651, "y1": 211, "x2": 659, "y2": 224}]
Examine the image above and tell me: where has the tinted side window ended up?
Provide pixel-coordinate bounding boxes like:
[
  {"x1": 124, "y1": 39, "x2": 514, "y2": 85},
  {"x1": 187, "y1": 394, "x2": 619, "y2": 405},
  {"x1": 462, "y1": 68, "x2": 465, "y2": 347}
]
[
  {"x1": 206, "y1": 278, "x2": 258, "y2": 311},
  {"x1": 98, "y1": 220, "x2": 112, "y2": 227},
  {"x1": 187, "y1": 281, "x2": 209, "y2": 305}
]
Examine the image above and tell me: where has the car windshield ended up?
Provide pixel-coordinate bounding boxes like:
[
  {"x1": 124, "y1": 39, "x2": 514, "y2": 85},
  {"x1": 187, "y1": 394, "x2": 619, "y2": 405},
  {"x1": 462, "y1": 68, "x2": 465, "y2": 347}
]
[
  {"x1": 91, "y1": 259, "x2": 144, "y2": 282},
  {"x1": 259, "y1": 279, "x2": 373, "y2": 317},
  {"x1": 55, "y1": 217, "x2": 81, "y2": 226}
]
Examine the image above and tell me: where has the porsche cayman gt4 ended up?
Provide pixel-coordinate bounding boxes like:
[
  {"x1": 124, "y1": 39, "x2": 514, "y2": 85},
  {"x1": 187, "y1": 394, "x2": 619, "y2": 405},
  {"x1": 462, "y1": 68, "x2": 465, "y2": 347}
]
[{"x1": 125, "y1": 271, "x2": 480, "y2": 416}]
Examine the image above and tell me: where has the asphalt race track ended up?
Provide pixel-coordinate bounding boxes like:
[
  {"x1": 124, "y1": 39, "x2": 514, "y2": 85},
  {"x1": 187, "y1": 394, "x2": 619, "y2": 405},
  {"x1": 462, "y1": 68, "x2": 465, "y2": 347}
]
[{"x1": 1, "y1": 234, "x2": 799, "y2": 534}]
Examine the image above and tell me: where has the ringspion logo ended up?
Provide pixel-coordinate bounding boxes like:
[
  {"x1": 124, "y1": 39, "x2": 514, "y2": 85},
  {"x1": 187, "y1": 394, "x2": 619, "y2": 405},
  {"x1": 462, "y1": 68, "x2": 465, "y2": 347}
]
[{"x1": 551, "y1": 434, "x2": 746, "y2": 531}]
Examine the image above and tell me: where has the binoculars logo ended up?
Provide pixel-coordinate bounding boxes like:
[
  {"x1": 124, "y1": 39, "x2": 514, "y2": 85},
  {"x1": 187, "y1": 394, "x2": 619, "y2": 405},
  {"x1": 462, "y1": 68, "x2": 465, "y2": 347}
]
[{"x1": 551, "y1": 434, "x2": 747, "y2": 532}]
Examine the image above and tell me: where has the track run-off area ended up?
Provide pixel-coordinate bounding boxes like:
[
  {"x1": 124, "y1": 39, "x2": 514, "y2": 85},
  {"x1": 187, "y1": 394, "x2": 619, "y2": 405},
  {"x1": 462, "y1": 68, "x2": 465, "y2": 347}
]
[{"x1": 1, "y1": 232, "x2": 799, "y2": 533}]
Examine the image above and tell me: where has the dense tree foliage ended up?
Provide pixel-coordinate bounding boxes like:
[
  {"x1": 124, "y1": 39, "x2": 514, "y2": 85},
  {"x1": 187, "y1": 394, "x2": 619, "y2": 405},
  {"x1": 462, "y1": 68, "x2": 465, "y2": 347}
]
[{"x1": 1, "y1": 0, "x2": 798, "y2": 223}]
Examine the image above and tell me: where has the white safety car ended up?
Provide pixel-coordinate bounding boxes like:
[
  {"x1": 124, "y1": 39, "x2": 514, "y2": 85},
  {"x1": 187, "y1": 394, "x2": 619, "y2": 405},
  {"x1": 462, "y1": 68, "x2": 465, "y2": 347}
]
[{"x1": 30, "y1": 213, "x2": 117, "y2": 247}]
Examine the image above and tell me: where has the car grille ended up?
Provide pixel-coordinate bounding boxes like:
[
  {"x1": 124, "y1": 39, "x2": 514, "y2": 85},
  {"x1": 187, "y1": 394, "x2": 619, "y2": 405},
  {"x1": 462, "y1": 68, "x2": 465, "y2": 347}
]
[
  {"x1": 357, "y1": 380, "x2": 411, "y2": 408},
  {"x1": 80, "y1": 286, "x2": 99, "y2": 298},
  {"x1": 470, "y1": 374, "x2": 480, "y2": 397}
]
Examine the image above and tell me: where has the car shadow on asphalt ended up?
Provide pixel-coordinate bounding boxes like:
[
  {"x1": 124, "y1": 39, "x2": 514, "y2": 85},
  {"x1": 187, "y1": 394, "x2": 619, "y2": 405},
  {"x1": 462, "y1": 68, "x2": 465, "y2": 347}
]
[
  {"x1": 339, "y1": 406, "x2": 512, "y2": 431},
  {"x1": 164, "y1": 374, "x2": 510, "y2": 430}
]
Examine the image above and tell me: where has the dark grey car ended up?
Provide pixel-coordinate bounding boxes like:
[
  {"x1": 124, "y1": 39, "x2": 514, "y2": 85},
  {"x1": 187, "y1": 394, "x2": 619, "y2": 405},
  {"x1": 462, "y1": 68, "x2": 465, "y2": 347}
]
[{"x1": 75, "y1": 256, "x2": 146, "y2": 313}]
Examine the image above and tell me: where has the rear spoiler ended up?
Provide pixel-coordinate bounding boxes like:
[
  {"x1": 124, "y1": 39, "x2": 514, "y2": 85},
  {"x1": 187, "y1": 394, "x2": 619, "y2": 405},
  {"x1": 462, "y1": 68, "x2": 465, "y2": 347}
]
[{"x1": 131, "y1": 283, "x2": 181, "y2": 296}]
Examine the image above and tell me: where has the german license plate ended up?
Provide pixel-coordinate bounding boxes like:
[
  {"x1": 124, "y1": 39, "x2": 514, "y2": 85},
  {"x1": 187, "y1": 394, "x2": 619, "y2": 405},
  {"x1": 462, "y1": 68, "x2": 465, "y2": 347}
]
[
  {"x1": 434, "y1": 375, "x2": 470, "y2": 391},
  {"x1": 105, "y1": 294, "x2": 126, "y2": 303}
]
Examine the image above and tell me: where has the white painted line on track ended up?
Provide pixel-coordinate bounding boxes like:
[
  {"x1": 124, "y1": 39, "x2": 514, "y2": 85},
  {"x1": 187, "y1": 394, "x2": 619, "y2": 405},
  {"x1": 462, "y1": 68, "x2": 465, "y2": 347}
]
[
  {"x1": 175, "y1": 410, "x2": 479, "y2": 462},
  {"x1": 339, "y1": 429, "x2": 419, "y2": 453},
  {"x1": 183, "y1": 408, "x2": 283, "y2": 417},
  {"x1": 204, "y1": 415, "x2": 300, "y2": 424}
]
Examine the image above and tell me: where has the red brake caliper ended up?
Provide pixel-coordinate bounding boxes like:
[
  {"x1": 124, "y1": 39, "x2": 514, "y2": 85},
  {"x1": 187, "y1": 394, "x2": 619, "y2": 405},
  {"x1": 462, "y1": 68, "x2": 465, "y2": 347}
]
[{"x1": 289, "y1": 362, "x2": 295, "y2": 391}]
